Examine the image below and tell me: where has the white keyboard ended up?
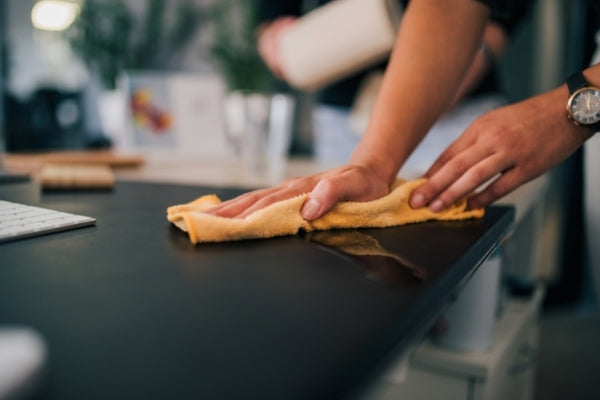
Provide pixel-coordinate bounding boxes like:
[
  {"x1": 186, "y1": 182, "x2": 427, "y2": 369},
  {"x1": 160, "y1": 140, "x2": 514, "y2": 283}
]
[{"x1": 0, "y1": 200, "x2": 96, "y2": 243}]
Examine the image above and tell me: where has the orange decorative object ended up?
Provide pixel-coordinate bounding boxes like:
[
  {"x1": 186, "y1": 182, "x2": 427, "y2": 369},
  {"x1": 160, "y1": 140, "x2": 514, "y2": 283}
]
[{"x1": 130, "y1": 88, "x2": 173, "y2": 133}]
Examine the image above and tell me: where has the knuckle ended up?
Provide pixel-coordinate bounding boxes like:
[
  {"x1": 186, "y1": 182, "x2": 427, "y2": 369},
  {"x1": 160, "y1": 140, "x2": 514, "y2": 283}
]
[
  {"x1": 449, "y1": 157, "x2": 470, "y2": 176},
  {"x1": 435, "y1": 151, "x2": 453, "y2": 167},
  {"x1": 314, "y1": 177, "x2": 341, "y2": 200},
  {"x1": 257, "y1": 191, "x2": 286, "y2": 207},
  {"x1": 464, "y1": 165, "x2": 491, "y2": 186},
  {"x1": 438, "y1": 190, "x2": 458, "y2": 207},
  {"x1": 249, "y1": 189, "x2": 272, "y2": 202},
  {"x1": 416, "y1": 180, "x2": 437, "y2": 198},
  {"x1": 414, "y1": 179, "x2": 442, "y2": 204},
  {"x1": 280, "y1": 176, "x2": 298, "y2": 187}
]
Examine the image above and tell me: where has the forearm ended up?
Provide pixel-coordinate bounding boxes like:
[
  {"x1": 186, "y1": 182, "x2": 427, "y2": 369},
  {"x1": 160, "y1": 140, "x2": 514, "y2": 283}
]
[{"x1": 349, "y1": 0, "x2": 490, "y2": 186}]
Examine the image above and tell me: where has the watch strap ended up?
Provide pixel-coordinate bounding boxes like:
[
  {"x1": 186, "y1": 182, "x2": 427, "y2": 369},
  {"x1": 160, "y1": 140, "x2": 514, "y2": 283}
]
[{"x1": 567, "y1": 71, "x2": 588, "y2": 94}]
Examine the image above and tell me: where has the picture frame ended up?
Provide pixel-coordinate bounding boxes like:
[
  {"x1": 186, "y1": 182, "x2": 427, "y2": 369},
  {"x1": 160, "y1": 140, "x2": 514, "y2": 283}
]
[{"x1": 119, "y1": 71, "x2": 233, "y2": 158}]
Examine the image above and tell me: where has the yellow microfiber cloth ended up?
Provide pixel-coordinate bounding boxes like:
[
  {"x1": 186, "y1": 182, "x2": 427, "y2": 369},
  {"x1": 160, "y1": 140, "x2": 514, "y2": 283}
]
[{"x1": 166, "y1": 178, "x2": 484, "y2": 244}]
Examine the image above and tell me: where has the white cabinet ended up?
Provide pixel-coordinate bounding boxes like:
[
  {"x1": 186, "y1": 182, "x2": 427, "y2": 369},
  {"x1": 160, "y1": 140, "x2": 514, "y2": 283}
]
[{"x1": 365, "y1": 288, "x2": 543, "y2": 400}]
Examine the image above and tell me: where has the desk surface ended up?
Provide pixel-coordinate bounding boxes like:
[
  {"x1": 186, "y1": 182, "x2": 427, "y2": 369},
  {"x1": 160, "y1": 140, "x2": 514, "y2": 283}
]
[{"x1": 0, "y1": 181, "x2": 513, "y2": 400}]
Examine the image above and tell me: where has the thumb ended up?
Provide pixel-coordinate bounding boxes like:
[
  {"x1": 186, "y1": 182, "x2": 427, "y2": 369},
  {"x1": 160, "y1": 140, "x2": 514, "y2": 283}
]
[{"x1": 300, "y1": 179, "x2": 342, "y2": 220}]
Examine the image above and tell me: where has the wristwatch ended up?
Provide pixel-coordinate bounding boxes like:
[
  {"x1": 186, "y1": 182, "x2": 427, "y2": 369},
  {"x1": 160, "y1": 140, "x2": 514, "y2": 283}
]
[{"x1": 566, "y1": 71, "x2": 600, "y2": 132}]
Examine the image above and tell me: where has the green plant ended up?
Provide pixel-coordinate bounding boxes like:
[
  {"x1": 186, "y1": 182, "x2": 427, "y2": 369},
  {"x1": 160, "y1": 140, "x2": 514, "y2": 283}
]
[
  {"x1": 68, "y1": 0, "x2": 204, "y2": 89},
  {"x1": 210, "y1": 0, "x2": 277, "y2": 92}
]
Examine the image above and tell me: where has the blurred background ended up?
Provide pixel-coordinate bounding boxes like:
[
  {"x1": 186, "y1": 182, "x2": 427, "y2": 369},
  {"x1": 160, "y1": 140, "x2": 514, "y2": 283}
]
[
  {"x1": 0, "y1": 0, "x2": 599, "y2": 399},
  {"x1": 1, "y1": 0, "x2": 212, "y2": 151}
]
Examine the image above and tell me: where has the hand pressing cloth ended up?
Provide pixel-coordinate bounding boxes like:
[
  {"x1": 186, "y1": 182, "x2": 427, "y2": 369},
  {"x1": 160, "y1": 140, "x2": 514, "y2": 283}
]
[{"x1": 167, "y1": 178, "x2": 484, "y2": 244}]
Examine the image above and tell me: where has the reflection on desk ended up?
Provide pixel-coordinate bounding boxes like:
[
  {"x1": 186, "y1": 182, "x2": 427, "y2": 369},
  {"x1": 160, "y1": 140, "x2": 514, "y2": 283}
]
[{"x1": 306, "y1": 230, "x2": 427, "y2": 283}]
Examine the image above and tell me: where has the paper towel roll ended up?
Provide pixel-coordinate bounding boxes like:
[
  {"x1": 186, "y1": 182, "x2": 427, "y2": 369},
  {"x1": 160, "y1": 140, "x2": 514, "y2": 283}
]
[{"x1": 278, "y1": 0, "x2": 403, "y2": 91}]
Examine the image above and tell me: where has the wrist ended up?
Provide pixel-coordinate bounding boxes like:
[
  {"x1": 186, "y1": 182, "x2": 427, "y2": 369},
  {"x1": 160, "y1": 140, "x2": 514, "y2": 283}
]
[{"x1": 349, "y1": 149, "x2": 399, "y2": 187}]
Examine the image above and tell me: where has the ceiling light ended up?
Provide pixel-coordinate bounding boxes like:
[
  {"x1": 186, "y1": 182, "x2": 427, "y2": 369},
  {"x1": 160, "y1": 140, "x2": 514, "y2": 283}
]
[{"x1": 31, "y1": 1, "x2": 80, "y2": 32}]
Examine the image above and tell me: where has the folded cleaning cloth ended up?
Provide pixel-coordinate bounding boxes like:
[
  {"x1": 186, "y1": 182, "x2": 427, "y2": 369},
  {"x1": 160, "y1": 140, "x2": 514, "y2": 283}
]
[{"x1": 167, "y1": 178, "x2": 484, "y2": 244}]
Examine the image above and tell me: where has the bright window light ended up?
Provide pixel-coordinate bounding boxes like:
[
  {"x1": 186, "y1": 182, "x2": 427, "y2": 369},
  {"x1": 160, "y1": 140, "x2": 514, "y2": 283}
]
[{"x1": 31, "y1": 1, "x2": 80, "y2": 32}]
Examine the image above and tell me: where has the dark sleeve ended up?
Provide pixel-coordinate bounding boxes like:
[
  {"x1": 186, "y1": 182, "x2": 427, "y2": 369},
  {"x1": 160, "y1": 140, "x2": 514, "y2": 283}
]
[
  {"x1": 488, "y1": 0, "x2": 533, "y2": 35},
  {"x1": 474, "y1": 0, "x2": 509, "y2": 12},
  {"x1": 258, "y1": 0, "x2": 304, "y2": 22}
]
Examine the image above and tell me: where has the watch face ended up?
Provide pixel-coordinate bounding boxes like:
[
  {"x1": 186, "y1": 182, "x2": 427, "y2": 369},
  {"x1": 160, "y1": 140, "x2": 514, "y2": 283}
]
[{"x1": 568, "y1": 87, "x2": 600, "y2": 126}]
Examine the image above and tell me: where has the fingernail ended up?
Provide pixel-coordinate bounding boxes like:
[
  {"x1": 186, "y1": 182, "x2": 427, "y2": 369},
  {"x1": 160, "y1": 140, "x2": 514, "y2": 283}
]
[
  {"x1": 302, "y1": 198, "x2": 322, "y2": 220},
  {"x1": 410, "y1": 193, "x2": 425, "y2": 209},
  {"x1": 429, "y1": 199, "x2": 444, "y2": 213}
]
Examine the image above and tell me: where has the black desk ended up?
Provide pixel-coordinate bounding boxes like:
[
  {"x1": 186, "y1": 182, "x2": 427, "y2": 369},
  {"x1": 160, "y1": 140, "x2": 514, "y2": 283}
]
[{"x1": 0, "y1": 181, "x2": 514, "y2": 400}]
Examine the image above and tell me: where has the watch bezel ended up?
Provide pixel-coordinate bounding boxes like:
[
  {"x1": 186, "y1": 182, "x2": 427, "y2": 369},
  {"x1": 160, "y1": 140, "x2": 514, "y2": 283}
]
[{"x1": 566, "y1": 86, "x2": 600, "y2": 126}]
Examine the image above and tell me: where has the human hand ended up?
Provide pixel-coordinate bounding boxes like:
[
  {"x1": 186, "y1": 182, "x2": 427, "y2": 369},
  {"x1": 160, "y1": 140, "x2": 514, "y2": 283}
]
[
  {"x1": 410, "y1": 85, "x2": 594, "y2": 211},
  {"x1": 208, "y1": 164, "x2": 390, "y2": 220},
  {"x1": 257, "y1": 16, "x2": 297, "y2": 78}
]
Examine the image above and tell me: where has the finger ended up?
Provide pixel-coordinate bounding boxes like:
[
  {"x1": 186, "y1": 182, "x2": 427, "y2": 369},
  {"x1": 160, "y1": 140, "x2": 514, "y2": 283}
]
[
  {"x1": 465, "y1": 168, "x2": 527, "y2": 210},
  {"x1": 225, "y1": 176, "x2": 319, "y2": 219},
  {"x1": 301, "y1": 170, "x2": 389, "y2": 220},
  {"x1": 235, "y1": 185, "x2": 310, "y2": 219},
  {"x1": 259, "y1": 39, "x2": 282, "y2": 76},
  {"x1": 258, "y1": 17, "x2": 296, "y2": 78},
  {"x1": 209, "y1": 187, "x2": 278, "y2": 218},
  {"x1": 424, "y1": 133, "x2": 477, "y2": 178},
  {"x1": 301, "y1": 177, "x2": 345, "y2": 220},
  {"x1": 258, "y1": 31, "x2": 281, "y2": 74},
  {"x1": 427, "y1": 153, "x2": 512, "y2": 212},
  {"x1": 410, "y1": 144, "x2": 490, "y2": 209}
]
